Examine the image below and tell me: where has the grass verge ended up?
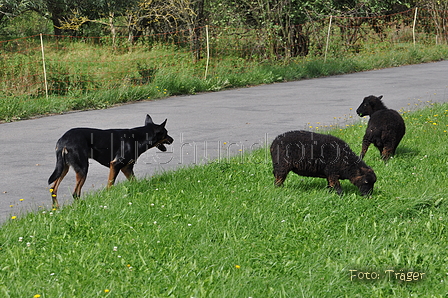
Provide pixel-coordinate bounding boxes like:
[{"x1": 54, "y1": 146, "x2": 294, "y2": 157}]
[
  {"x1": 1, "y1": 103, "x2": 447, "y2": 297},
  {"x1": 1, "y1": 43, "x2": 448, "y2": 122}
]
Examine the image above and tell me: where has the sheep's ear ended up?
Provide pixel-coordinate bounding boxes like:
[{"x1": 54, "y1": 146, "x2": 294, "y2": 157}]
[{"x1": 378, "y1": 95, "x2": 383, "y2": 100}]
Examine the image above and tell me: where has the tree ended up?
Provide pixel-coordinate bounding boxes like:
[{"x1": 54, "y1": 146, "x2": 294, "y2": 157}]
[
  {"x1": 0, "y1": 0, "x2": 31, "y2": 24},
  {"x1": 0, "y1": 0, "x2": 73, "y2": 35},
  {"x1": 128, "y1": 0, "x2": 203, "y2": 59},
  {"x1": 205, "y1": 0, "x2": 416, "y2": 58},
  {"x1": 420, "y1": 0, "x2": 448, "y2": 42},
  {"x1": 43, "y1": 0, "x2": 69, "y2": 35},
  {"x1": 59, "y1": 0, "x2": 139, "y2": 44},
  {"x1": 128, "y1": 0, "x2": 198, "y2": 37}
]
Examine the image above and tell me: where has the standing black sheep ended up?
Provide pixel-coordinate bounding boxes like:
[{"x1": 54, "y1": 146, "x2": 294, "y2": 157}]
[
  {"x1": 356, "y1": 95, "x2": 406, "y2": 161},
  {"x1": 270, "y1": 130, "x2": 377, "y2": 196}
]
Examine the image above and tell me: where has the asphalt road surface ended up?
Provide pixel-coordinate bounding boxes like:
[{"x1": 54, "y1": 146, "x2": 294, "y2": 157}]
[{"x1": 1, "y1": 61, "x2": 447, "y2": 223}]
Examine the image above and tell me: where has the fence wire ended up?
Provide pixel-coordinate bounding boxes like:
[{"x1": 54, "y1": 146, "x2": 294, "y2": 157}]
[{"x1": 0, "y1": 8, "x2": 446, "y2": 97}]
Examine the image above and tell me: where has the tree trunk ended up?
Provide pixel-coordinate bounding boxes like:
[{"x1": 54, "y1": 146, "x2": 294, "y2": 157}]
[
  {"x1": 192, "y1": 0, "x2": 205, "y2": 61},
  {"x1": 46, "y1": 0, "x2": 65, "y2": 36}
]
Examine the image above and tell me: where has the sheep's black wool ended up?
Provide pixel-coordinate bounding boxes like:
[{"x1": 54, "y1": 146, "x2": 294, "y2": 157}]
[
  {"x1": 270, "y1": 130, "x2": 376, "y2": 196},
  {"x1": 356, "y1": 95, "x2": 406, "y2": 161}
]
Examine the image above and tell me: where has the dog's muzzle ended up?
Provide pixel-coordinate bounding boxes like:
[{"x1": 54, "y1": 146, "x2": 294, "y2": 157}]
[{"x1": 156, "y1": 135, "x2": 174, "y2": 152}]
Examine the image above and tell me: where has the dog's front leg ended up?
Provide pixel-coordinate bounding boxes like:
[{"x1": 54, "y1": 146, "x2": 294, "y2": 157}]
[{"x1": 121, "y1": 162, "x2": 136, "y2": 181}]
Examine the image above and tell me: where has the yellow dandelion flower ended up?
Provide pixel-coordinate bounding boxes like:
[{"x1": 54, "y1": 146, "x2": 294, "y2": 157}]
[
  {"x1": 235, "y1": 265, "x2": 241, "y2": 269},
  {"x1": 34, "y1": 295, "x2": 41, "y2": 298},
  {"x1": 11, "y1": 216, "x2": 17, "y2": 220},
  {"x1": 104, "y1": 289, "x2": 110, "y2": 293}
]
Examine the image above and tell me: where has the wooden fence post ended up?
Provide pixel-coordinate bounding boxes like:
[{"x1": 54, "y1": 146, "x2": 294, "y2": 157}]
[
  {"x1": 324, "y1": 16, "x2": 333, "y2": 62},
  {"x1": 40, "y1": 33, "x2": 49, "y2": 99},
  {"x1": 413, "y1": 8, "x2": 418, "y2": 46},
  {"x1": 204, "y1": 25, "x2": 210, "y2": 80}
]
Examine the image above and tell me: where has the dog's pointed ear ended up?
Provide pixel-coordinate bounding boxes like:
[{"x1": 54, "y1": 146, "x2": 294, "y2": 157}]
[
  {"x1": 145, "y1": 114, "x2": 154, "y2": 126},
  {"x1": 378, "y1": 95, "x2": 383, "y2": 100},
  {"x1": 160, "y1": 119, "x2": 167, "y2": 128}
]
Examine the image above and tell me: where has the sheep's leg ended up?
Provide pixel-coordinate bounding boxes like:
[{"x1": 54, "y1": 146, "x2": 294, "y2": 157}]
[
  {"x1": 327, "y1": 176, "x2": 342, "y2": 195},
  {"x1": 381, "y1": 138, "x2": 398, "y2": 161},
  {"x1": 381, "y1": 147, "x2": 394, "y2": 161},
  {"x1": 360, "y1": 141, "x2": 370, "y2": 159},
  {"x1": 273, "y1": 170, "x2": 288, "y2": 187}
]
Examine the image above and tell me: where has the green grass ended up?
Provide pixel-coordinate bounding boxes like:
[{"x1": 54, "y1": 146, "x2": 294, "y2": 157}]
[
  {"x1": 1, "y1": 42, "x2": 448, "y2": 122},
  {"x1": 1, "y1": 103, "x2": 447, "y2": 297}
]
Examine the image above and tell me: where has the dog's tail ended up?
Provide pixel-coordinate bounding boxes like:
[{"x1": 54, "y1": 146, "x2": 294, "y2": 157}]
[{"x1": 48, "y1": 147, "x2": 68, "y2": 185}]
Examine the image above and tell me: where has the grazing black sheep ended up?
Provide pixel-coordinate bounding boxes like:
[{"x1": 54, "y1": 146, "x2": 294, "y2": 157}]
[
  {"x1": 270, "y1": 130, "x2": 377, "y2": 196},
  {"x1": 356, "y1": 95, "x2": 406, "y2": 161}
]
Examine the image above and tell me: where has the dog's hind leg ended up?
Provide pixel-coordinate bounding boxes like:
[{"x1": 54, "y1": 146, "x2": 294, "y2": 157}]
[
  {"x1": 50, "y1": 164, "x2": 70, "y2": 208},
  {"x1": 68, "y1": 150, "x2": 89, "y2": 199},
  {"x1": 73, "y1": 171, "x2": 87, "y2": 199}
]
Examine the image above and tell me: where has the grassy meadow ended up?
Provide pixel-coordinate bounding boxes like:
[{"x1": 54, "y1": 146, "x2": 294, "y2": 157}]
[{"x1": 0, "y1": 103, "x2": 447, "y2": 297}]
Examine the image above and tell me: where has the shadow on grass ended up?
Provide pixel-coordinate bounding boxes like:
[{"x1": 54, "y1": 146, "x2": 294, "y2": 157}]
[
  {"x1": 395, "y1": 145, "x2": 420, "y2": 157},
  {"x1": 280, "y1": 177, "x2": 372, "y2": 197}
]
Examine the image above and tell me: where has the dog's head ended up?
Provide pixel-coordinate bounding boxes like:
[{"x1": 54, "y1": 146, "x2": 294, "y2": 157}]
[{"x1": 145, "y1": 114, "x2": 174, "y2": 151}]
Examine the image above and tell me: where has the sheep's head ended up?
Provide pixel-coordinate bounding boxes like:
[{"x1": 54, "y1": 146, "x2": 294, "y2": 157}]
[
  {"x1": 351, "y1": 167, "x2": 377, "y2": 196},
  {"x1": 356, "y1": 95, "x2": 387, "y2": 117}
]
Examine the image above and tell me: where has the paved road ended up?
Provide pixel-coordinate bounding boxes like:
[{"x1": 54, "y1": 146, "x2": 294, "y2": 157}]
[{"x1": 1, "y1": 61, "x2": 448, "y2": 223}]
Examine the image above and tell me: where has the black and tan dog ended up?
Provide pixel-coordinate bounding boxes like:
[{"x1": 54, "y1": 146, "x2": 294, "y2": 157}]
[{"x1": 48, "y1": 114, "x2": 173, "y2": 208}]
